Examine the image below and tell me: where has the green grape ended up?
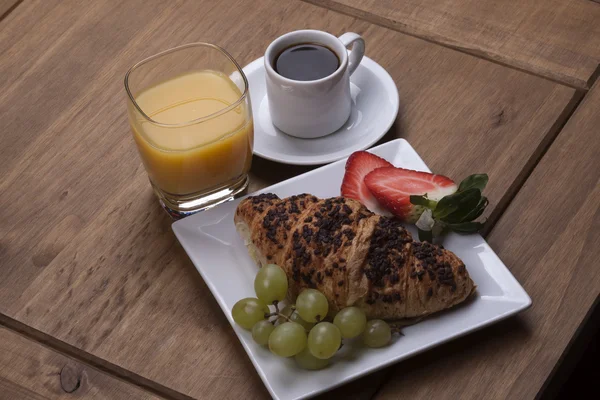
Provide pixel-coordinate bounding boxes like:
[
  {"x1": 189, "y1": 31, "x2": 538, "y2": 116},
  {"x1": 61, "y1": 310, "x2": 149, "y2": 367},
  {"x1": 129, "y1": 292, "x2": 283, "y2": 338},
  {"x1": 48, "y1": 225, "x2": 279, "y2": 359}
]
[
  {"x1": 294, "y1": 347, "x2": 330, "y2": 370},
  {"x1": 277, "y1": 305, "x2": 315, "y2": 331},
  {"x1": 296, "y1": 289, "x2": 329, "y2": 323},
  {"x1": 252, "y1": 320, "x2": 275, "y2": 346},
  {"x1": 254, "y1": 264, "x2": 288, "y2": 304},
  {"x1": 333, "y1": 307, "x2": 367, "y2": 339},
  {"x1": 232, "y1": 297, "x2": 269, "y2": 330},
  {"x1": 362, "y1": 319, "x2": 392, "y2": 348},
  {"x1": 268, "y1": 322, "x2": 307, "y2": 357},
  {"x1": 307, "y1": 322, "x2": 341, "y2": 360}
]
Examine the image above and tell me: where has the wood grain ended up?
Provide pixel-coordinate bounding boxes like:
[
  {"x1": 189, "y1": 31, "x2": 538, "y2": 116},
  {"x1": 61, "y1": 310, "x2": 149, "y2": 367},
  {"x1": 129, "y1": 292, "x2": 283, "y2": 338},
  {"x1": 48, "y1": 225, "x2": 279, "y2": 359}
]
[
  {"x1": 0, "y1": 0, "x2": 580, "y2": 399},
  {"x1": 306, "y1": 0, "x2": 600, "y2": 89},
  {"x1": 0, "y1": 0, "x2": 19, "y2": 20},
  {"x1": 0, "y1": 326, "x2": 163, "y2": 400},
  {"x1": 375, "y1": 81, "x2": 600, "y2": 399}
]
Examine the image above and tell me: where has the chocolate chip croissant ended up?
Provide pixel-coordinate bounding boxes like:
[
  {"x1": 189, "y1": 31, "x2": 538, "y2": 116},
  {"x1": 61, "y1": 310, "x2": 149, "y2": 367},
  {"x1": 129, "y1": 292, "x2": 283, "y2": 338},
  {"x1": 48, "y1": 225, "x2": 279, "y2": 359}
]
[{"x1": 234, "y1": 193, "x2": 475, "y2": 320}]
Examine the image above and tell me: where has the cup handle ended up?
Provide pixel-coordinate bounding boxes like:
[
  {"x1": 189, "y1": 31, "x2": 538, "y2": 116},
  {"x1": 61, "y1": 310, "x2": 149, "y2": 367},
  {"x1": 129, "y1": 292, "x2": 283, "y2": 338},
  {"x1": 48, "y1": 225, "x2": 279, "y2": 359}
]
[{"x1": 338, "y1": 32, "x2": 365, "y2": 76}]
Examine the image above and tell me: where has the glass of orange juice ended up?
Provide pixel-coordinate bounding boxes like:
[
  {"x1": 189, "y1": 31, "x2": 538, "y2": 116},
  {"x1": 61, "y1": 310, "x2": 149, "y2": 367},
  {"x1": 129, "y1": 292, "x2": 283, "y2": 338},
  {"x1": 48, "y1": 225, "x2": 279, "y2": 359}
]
[{"x1": 125, "y1": 43, "x2": 253, "y2": 218}]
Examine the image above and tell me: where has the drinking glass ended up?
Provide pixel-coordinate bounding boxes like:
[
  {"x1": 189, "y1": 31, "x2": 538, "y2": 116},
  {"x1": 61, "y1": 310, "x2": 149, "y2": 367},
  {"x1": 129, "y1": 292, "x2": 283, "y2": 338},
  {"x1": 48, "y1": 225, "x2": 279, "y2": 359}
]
[{"x1": 125, "y1": 43, "x2": 253, "y2": 218}]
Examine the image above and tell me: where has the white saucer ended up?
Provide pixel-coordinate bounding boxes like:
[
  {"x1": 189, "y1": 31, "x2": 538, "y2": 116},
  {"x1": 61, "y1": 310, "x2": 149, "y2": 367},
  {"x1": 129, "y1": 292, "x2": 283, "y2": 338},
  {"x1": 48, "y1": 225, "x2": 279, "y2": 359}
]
[{"x1": 243, "y1": 56, "x2": 399, "y2": 165}]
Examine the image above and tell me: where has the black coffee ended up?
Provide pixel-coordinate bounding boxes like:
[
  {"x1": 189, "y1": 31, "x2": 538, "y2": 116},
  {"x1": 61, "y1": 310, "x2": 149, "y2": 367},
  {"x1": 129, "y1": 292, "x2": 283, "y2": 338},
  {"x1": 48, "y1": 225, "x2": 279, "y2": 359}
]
[{"x1": 274, "y1": 43, "x2": 339, "y2": 81}]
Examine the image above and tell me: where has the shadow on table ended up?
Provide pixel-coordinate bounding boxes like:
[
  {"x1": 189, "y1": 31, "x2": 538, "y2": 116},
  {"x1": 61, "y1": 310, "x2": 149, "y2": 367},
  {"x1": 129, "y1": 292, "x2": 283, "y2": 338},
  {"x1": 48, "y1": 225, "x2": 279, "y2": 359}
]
[
  {"x1": 319, "y1": 315, "x2": 532, "y2": 399},
  {"x1": 250, "y1": 156, "x2": 315, "y2": 191}
]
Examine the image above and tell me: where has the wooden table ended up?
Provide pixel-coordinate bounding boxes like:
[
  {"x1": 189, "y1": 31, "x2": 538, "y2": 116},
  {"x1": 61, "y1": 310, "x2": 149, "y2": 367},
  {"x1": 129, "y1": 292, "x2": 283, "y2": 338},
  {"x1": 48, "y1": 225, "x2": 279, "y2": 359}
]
[{"x1": 1, "y1": 0, "x2": 598, "y2": 399}]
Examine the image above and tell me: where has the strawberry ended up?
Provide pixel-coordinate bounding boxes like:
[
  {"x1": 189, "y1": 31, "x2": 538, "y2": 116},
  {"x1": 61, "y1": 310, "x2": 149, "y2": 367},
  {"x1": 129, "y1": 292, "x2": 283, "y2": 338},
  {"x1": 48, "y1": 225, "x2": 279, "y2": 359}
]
[
  {"x1": 341, "y1": 151, "x2": 393, "y2": 215},
  {"x1": 364, "y1": 167, "x2": 458, "y2": 223}
]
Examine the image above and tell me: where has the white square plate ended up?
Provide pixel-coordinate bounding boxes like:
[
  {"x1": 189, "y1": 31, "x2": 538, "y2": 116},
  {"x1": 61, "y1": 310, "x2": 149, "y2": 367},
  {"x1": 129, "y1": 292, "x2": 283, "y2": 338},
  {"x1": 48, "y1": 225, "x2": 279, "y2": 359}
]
[{"x1": 173, "y1": 139, "x2": 531, "y2": 400}]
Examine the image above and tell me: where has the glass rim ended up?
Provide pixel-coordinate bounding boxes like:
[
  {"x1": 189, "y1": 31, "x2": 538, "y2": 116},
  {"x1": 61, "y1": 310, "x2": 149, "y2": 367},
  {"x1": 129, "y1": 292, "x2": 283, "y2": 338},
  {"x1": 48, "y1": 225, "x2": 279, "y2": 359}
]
[{"x1": 124, "y1": 42, "x2": 249, "y2": 128}]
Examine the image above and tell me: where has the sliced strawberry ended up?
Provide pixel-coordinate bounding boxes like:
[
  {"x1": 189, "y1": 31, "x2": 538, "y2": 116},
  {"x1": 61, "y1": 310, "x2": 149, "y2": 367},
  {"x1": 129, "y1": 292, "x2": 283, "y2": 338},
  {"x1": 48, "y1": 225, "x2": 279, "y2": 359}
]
[
  {"x1": 341, "y1": 151, "x2": 393, "y2": 215},
  {"x1": 364, "y1": 167, "x2": 457, "y2": 223}
]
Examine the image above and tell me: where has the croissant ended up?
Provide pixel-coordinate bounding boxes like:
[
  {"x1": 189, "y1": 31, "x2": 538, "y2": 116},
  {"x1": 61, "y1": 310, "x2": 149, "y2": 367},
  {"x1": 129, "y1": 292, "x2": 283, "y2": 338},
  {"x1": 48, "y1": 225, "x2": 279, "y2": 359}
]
[{"x1": 234, "y1": 193, "x2": 475, "y2": 320}]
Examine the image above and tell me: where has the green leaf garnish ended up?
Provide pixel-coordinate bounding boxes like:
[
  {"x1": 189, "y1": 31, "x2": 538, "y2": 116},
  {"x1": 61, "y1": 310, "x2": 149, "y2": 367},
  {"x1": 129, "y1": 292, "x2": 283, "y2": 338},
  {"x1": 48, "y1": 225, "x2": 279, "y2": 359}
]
[
  {"x1": 432, "y1": 195, "x2": 459, "y2": 219},
  {"x1": 410, "y1": 195, "x2": 437, "y2": 209},
  {"x1": 459, "y1": 196, "x2": 489, "y2": 222},
  {"x1": 440, "y1": 188, "x2": 483, "y2": 223},
  {"x1": 408, "y1": 173, "x2": 490, "y2": 239},
  {"x1": 433, "y1": 188, "x2": 480, "y2": 220},
  {"x1": 458, "y1": 174, "x2": 488, "y2": 192}
]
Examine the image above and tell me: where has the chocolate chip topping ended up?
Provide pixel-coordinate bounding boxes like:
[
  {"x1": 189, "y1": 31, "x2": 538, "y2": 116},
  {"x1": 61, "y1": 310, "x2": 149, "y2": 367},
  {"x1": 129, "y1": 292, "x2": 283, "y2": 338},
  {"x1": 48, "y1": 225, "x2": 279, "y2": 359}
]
[
  {"x1": 413, "y1": 241, "x2": 458, "y2": 288},
  {"x1": 274, "y1": 196, "x2": 363, "y2": 292},
  {"x1": 256, "y1": 193, "x2": 318, "y2": 249},
  {"x1": 262, "y1": 204, "x2": 289, "y2": 244},
  {"x1": 295, "y1": 198, "x2": 359, "y2": 262},
  {"x1": 250, "y1": 193, "x2": 279, "y2": 204},
  {"x1": 364, "y1": 217, "x2": 412, "y2": 287},
  {"x1": 361, "y1": 216, "x2": 464, "y2": 306},
  {"x1": 316, "y1": 271, "x2": 323, "y2": 283}
]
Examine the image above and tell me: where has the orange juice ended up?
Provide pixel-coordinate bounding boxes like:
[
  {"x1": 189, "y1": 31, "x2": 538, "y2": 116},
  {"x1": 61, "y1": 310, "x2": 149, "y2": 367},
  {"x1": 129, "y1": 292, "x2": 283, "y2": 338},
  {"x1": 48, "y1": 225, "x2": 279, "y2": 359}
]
[{"x1": 129, "y1": 70, "x2": 253, "y2": 195}]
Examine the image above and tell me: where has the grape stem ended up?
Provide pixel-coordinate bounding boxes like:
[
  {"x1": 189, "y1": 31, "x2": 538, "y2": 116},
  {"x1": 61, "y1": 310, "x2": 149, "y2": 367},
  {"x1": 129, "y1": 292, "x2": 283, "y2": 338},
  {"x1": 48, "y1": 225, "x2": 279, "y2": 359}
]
[
  {"x1": 272, "y1": 301, "x2": 280, "y2": 313},
  {"x1": 264, "y1": 311, "x2": 292, "y2": 323},
  {"x1": 390, "y1": 327, "x2": 405, "y2": 336}
]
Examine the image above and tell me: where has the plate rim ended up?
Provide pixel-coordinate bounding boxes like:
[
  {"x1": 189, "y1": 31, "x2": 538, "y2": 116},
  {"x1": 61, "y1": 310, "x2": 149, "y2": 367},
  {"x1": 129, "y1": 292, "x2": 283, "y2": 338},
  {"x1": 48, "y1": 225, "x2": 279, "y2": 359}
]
[
  {"x1": 172, "y1": 138, "x2": 532, "y2": 400},
  {"x1": 243, "y1": 56, "x2": 400, "y2": 166}
]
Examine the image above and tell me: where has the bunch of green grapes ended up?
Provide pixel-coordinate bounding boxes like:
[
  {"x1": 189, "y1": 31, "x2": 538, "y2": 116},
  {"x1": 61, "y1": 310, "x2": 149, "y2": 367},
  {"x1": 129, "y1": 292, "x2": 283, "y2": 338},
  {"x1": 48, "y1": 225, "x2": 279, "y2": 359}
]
[{"x1": 232, "y1": 264, "x2": 394, "y2": 370}]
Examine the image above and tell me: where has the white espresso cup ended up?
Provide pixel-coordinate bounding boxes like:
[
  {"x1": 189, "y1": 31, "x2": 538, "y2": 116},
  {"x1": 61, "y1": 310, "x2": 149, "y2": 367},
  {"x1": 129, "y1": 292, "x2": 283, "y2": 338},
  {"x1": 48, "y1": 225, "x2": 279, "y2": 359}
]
[{"x1": 264, "y1": 30, "x2": 365, "y2": 138}]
